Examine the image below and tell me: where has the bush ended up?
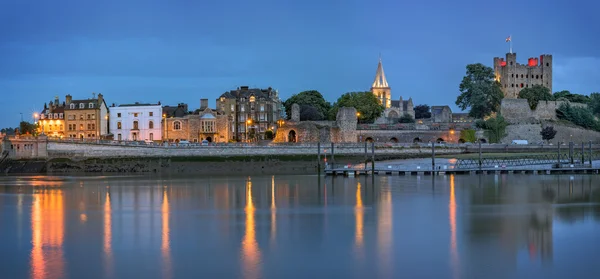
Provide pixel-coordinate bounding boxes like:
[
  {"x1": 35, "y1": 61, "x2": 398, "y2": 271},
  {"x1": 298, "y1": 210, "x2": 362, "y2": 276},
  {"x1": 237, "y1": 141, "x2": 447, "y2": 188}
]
[
  {"x1": 398, "y1": 113, "x2": 415, "y2": 123},
  {"x1": 556, "y1": 103, "x2": 600, "y2": 131},
  {"x1": 459, "y1": 129, "x2": 477, "y2": 143}
]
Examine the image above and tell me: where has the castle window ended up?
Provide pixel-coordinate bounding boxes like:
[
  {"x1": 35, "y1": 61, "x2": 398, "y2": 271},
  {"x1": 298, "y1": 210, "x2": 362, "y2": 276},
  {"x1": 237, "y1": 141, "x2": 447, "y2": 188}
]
[
  {"x1": 526, "y1": 74, "x2": 528, "y2": 78},
  {"x1": 546, "y1": 63, "x2": 549, "y2": 67},
  {"x1": 526, "y1": 84, "x2": 529, "y2": 87},
  {"x1": 70, "y1": 104, "x2": 75, "y2": 109},
  {"x1": 511, "y1": 84, "x2": 514, "y2": 87},
  {"x1": 521, "y1": 74, "x2": 523, "y2": 78},
  {"x1": 510, "y1": 61, "x2": 513, "y2": 65},
  {"x1": 536, "y1": 75, "x2": 539, "y2": 79},
  {"x1": 511, "y1": 74, "x2": 514, "y2": 78},
  {"x1": 173, "y1": 121, "x2": 181, "y2": 130},
  {"x1": 505, "y1": 84, "x2": 507, "y2": 88},
  {"x1": 521, "y1": 83, "x2": 524, "y2": 88}
]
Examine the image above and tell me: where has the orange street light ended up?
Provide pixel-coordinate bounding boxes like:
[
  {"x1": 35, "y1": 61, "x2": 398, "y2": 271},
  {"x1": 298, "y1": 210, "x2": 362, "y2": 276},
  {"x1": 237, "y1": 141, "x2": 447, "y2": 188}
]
[{"x1": 356, "y1": 112, "x2": 361, "y2": 117}]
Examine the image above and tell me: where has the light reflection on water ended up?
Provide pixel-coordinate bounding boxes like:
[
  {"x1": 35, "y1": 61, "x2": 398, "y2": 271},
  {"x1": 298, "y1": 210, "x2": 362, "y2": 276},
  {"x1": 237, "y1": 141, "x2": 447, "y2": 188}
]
[{"x1": 0, "y1": 174, "x2": 599, "y2": 279}]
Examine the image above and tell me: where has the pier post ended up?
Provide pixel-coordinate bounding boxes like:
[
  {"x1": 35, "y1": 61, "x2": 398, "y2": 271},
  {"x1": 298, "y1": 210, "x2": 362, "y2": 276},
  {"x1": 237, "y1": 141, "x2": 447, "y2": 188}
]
[
  {"x1": 317, "y1": 142, "x2": 321, "y2": 173},
  {"x1": 331, "y1": 142, "x2": 335, "y2": 169},
  {"x1": 478, "y1": 141, "x2": 482, "y2": 171},
  {"x1": 569, "y1": 142, "x2": 574, "y2": 164},
  {"x1": 581, "y1": 142, "x2": 585, "y2": 165},
  {"x1": 371, "y1": 141, "x2": 375, "y2": 173},
  {"x1": 364, "y1": 142, "x2": 368, "y2": 170},
  {"x1": 432, "y1": 142, "x2": 436, "y2": 174},
  {"x1": 590, "y1": 141, "x2": 593, "y2": 166},
  {"x1": 557, "y1": 142, "x2": 561, "y2": 167}
]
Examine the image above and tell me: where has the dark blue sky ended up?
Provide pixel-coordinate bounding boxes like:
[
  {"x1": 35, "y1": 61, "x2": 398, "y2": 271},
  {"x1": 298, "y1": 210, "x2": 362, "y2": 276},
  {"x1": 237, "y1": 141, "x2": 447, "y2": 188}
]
[{"x1": 1, "y1": 0, "x2": 599, "y2": 128}]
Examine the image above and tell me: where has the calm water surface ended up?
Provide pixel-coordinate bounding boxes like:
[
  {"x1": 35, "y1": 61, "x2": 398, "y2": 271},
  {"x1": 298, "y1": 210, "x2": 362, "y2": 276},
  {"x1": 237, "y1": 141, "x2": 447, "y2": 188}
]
[{"x1": 1, "y1": 174, "x2": 599, "y2": 279}]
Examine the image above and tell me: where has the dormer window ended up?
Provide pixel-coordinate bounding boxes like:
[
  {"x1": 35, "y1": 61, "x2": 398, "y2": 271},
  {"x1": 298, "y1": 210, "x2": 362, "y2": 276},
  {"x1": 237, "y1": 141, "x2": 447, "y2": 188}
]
[
  {"x1": 79, "y1": 103, "x2": 85, "y2": 109},
  {"x1": 48, "y1": 114, "x2": 53, "y2": 119},
  {"x1": 249, "y1": 96, "x2": 256, "y2": 102},
  {"x1": 89, "y1": 103, "x2": 94, "y2": 108},
  {"x1": 70, "y1": 104, "x2": 75, "y2": 109},
  {"x1": 53, "y1": 113, "x2": 58, "y2": 119},
  {"x1": 59, "y1": 113, "x2": 63, "y2": 119}
]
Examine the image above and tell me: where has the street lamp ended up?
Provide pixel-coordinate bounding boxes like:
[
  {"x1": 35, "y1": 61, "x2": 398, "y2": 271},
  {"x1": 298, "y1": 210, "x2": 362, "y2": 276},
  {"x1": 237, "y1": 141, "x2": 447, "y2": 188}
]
[
  {"x1": 246, "y1": 119, "x2": 252, "y2": 142},
  {"x1": 162, "y1": 114, "x2": 167, "y2": 142}
]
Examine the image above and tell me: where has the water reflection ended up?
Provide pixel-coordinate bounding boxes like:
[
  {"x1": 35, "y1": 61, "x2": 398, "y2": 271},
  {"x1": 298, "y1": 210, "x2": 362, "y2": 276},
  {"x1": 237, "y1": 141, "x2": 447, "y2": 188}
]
[
  {"x1": 103, "y1": 191, "x2": 113, "y2": 278},
  {"x1": 241, "y1": 178, "x2": 261, "y2": 279},
  {"x1": 449, "y1": 175, "x2": 459, "y2": 278},
  {"x1": 162, "y1": 187, "x2": 172, "y2": 279},
  {"x1": 270, "y1": 176, "x2": 276, "y2": 245},
  {"x1": 30, "y1": 189, "x2": 65, "y2": 279},
  {"x1": 354, "y1": 182, "x2": 364, "y2": 252},
  {"x1": 377, "y1": 184, "x2": 393, "y2": 277}
]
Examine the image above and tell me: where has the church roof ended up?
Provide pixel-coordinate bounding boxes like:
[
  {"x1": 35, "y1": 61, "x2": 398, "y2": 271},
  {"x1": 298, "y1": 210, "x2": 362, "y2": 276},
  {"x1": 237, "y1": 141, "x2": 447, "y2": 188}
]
[{"x1": 372, "y1": 58, "x2": 389, "y2": 88}]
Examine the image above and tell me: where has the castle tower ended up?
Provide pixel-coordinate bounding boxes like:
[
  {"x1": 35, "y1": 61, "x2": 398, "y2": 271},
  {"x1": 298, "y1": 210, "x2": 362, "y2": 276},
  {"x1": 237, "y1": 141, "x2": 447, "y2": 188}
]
[
  {"x1": 371, "y1": 58, "x2": 391, "y2": 108},
  {"x1": 493, "y1": 53, "x2": 553, "y2": 98}
]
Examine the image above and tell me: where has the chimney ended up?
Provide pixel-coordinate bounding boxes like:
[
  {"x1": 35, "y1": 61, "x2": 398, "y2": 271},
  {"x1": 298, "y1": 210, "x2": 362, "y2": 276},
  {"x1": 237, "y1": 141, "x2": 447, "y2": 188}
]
[
  {"x1": 66, "y1": 94, "x2": 72, "y2": 104},
  {"x1": 98, "y1": 93, "x2": 104, "y2": 106},
  {"x1": 200, "y1": 99, "x2": 208, "y2": 110},
  {"x1": 55, "y1": 96, "x2": 59, "y2": 105}
]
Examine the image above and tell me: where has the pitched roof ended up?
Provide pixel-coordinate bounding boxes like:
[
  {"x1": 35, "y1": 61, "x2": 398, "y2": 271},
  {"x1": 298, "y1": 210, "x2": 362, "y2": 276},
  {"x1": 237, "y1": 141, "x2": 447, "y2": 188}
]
[{"x1": 218, "y1": 86, "x2": 276, "y2": 100}]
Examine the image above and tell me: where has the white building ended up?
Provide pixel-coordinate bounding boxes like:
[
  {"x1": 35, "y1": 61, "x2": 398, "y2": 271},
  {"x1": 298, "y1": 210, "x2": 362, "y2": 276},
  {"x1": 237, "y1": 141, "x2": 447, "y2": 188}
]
[{"x1": 109, "y1": 103, "x2": 162, "y2": 142}]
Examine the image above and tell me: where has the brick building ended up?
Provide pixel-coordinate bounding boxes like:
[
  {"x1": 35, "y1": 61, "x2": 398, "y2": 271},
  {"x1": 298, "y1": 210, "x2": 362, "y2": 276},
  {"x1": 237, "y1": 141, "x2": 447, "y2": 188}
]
[
  {"x1": 163, "y1": 99, "x2": 231, "y2": 143},
  {"x1": 38, "y1": 96, "x2": 66, "y2": 138},
  {"x1": 216, "y1": 86, "x2": 283, "y2": 141},
  {"x1": 64, "y1": 93, "x2": 109, "y2": 139}
]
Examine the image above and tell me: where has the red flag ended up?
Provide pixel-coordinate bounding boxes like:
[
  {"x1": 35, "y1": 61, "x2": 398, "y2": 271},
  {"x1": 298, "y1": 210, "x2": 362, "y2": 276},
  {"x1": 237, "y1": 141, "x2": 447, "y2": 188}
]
[{"x1": 506, "y1": 36, "x2": 511, "y2": 42}]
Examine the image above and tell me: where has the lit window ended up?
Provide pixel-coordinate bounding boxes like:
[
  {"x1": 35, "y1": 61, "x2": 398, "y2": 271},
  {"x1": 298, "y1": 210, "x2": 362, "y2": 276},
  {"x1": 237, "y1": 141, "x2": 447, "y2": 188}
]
[
  {"x1": 250, "y1": 96, "x2": 255, "y2": 102},
  {"x1": 134, "y1": 113, "x2": 138, "y2": 117},
  {"x1": 117, "y1": 122, "x2": 122, "y2": 129},
  {"x1": 149, "y1": 112, "x2": 153, "y2": 117},
  {"x1": 231, "y1": 104, "x2": 234, "y2": 111}
]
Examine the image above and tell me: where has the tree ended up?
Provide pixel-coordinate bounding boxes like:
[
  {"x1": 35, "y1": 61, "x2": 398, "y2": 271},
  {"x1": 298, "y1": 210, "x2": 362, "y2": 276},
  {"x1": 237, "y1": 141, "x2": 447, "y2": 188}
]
[
  {"x1": 456, "y1": 63, "x2": 504, "y2": 119},
  {"x1": 479, "y1": 115, "x2": 508, "y2": 143},
  {"x1": 459, "y1": 129, "x2": 477, "y2": 143},
  {"x1": 540, "y1": 126, "x2": 557, "y2": 143},
  {"x1": 553, "y1": 90, "x2": 590, "y2": 104},
  {"x1": 556, "y1": 103, "x2": 600, "y2": 131},
  {"x1": 518, "y1": 85, "x2": 554, "y2": 110},
  {"x1": 329, "y1": 91, "x2": 384, "y2": 123},
  {"x1": 299, "y1": 104, "x2": 323, "y2": 121},
  {"x1": 589, "y1": 93, "x2": 600, "y2": 115},
  {"x1": 283, "y1": 90, "x2": 331, "y2": 121},
  {"x1": 19, "y1": 121, "x2": 38, "y2": 136},
  {"x1": 414, "y1": 104, "x2": 431, "y2": 119},
  {"x1": 398, "y1": 113, "x2": 415, "y2": 123}
]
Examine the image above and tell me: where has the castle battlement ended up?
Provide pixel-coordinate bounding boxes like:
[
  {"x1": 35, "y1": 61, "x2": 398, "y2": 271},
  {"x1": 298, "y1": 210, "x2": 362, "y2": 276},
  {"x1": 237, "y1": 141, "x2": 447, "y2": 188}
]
[{"x1": 493, "y1": 53, "x2": 552, "y2": 99}]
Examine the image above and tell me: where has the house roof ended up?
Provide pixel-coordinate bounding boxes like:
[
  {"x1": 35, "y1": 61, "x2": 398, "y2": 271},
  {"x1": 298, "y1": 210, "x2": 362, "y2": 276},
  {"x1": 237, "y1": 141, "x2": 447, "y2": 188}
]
[{"x1": 219, "y1": 86, "x2": 276, "y2": 100}]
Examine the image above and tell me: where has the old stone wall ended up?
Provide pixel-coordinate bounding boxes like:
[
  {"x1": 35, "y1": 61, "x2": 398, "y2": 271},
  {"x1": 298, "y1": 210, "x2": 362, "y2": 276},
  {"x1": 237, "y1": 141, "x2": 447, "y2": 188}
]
[
  {"x1": 502, "y1": 122, "x2": 600, "y2": 144},
  {"x1": 1, "y1": 135, "x2": 48, "y2": 159},
  {"x1": 501, "y1": 99, "x2": 586, "y2": 124},
  {"x1": 356, "y1": 130, "x2": 478, "y2": 143},
  {"x1": 336, "y1": 107, "x2": 358, "y2": 142}
]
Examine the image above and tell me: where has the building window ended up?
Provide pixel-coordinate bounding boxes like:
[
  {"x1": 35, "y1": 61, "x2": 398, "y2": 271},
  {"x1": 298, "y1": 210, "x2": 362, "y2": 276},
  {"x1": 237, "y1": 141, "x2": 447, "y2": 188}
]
[
  {"x1": 117, "y1": 113, "x2": 121, "y2": 117},
  {"x1": 118, "y1": 134, "x2": 122, "y2": 141},
  {"x1": 134, "y1": 113, "x2": 138, "y2": 117},
  {"x1": 133, "y1": 121, "x2": 139, "y2": 130},
  {"x1": 250, "y1": 96, "x2": 255, "y2": 102},
  {"x1": 526, "y1": 74, "x2": 528, "y2": 78},
  {"x1": 117, "y1": 122, "x2": 122, "y2": 129},
  {"x1": 87, "y1": 123, "x2": 91, "y2": 130},
  {"x1": 511, "y1": 84, "x2": 514, "y2": 87},
  {"x1": 173, "y1": 121, "x2": 181, "y2": 130},
  {"x1": 520, "y1": 83, "x2": 524, "y2": 88},
  {"x1": 149, "y1": 121, "x2": 154, "y2": 129},
  {"x1": 510, "y1": 61, "x2": 513, "y2": 65},
  {"x1": 260, "y1": 105, "x2": 264, "y2": 112},
  {"x1": 201, "y1": 120, "x2": 215, "y2": 133},
  {"x1": 59, "y1": 113, "x2": 63, "y2": 119},
  {"x1": 546, "y1": 63, "x2": 549, "y2": 67},
  {"x1": 79, "y1": 124, "x2": 83, "y2": 130},
  {"x1": 241, "y1": 106, "x2": 245, "y2": 112},
  {"x1": 48, "y1": 114, "x2": 53, "y2": 119},
  {"x1": 231, "y1": 104, "x2": 234, "y2": 111},
  {"x1": 91, "y1": 123, "x2": 95, "y2": 130},
  {"x1": 149, "y1": 112, "x2": 153, "y2": 117},
  {"x1": 536, "y1": 75, "x2": 539, "y2": 79},
  {"x1": 89, "y1": 103, "x2": 94, "y2": 108},
  {"x1": 521, "y1": 74, "x2": 523, "y2": 78},
  {"x1": 511, "y1": 74, "x2": 514, "y2": 77},
  {"x1": 70, "y1": 104, "x2": 75, "y2": 109},
  {"x1": 79, "y1": 103, "x2": 85, "y2": 109},
  {"x1": 149, "y1": 133, "x2": 154, "y2": 141}
]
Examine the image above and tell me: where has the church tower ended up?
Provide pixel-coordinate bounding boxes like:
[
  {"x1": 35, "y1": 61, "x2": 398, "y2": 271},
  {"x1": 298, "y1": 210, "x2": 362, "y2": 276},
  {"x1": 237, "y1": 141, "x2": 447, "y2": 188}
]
[{"x1": 371, "y1": 58, "x2": 391, "y2": 108}]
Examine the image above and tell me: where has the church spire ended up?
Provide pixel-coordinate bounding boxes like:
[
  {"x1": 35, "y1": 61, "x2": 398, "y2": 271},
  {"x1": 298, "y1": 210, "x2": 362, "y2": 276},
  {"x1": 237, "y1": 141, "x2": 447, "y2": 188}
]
[{"x1": 372, "y1": 57, "x2": 389, "y2": 88}]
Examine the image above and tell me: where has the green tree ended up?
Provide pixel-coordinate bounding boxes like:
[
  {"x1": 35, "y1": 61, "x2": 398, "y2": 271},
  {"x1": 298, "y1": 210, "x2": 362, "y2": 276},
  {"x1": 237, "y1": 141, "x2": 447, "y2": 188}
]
[
  {"x1": 283, "y1": 90, "x2": 331, "y2": 121},
  {"x1": 589, "y1": 93, "x2": 600, "y2": 115},
  {"x1": 556, "y1": 103, "x2": 599, "y2": 131},
  {"x1": 540, "y1": 126, "x2": 557, "y2": 143},
  {"x1": 553, "y1": 90, "x2": 590, "y2": 104},
  {"x1": 329, "y1": 91, "x2": 384, "y2": 123},
  {"x1": 456, "y1": 63, "x2": 504, "y2": 119},
  {"x1": 398, "y1": 113, "x2": 415, "y2": 123},
  {"x1": 299, "y1": 104, "x2": 323, "y2": 121},
  {"x1": 19, "y1": 121, "x2": 38, "y2": 136},
  {"x1": 459, "y1": 129, "x2": 477, "y2": 143},
  {"x1": 414, "y1": 104, "x2": 431, "y2": 119},
  {"x1": 479, "y1": 115, "x2": 508, "y2": 143},
  {"x1": 518, "y1": 85, "x2": 555, "y2": 110}
]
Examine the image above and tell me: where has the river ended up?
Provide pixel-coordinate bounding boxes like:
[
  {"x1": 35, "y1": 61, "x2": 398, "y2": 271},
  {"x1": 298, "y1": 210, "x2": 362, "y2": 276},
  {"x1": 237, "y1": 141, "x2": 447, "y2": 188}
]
[{"x1": 1, "y1": 174, "x2": 599, "y2": 279}]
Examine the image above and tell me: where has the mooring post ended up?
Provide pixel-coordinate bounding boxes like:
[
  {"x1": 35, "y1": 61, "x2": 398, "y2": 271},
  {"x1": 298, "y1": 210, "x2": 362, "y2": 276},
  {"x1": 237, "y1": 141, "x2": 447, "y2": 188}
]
[
  {"x1": 331, "y1": 142, "x2": 335, "y2": 169},
  {"x1": 317, "y1": 142, "x2": 321, "y2": 173},
  {"x1": 432, "y1": 142, "x2": 436, "y2": 174},
  {"x1": 581, "y1": 142, "x2": 585, "y2": 165},
  {"x1": 569, "y1": 142, "x2": 574, "y2": 164},
  {"x1": 371, "y1": 141, "x2": 375, "y2": 173},
  {"x1": 590, "y1": 141, "x2": 593, "y2": 166},
  {"x1": 364, "y1": 141, "x2": 368, "y2": 170},
  {"x1": 478, "y1": 141, "x2": 482, "y2": 171},
  {"x1": 557, "y1": 142, "x2": 561, "y2": 167}
]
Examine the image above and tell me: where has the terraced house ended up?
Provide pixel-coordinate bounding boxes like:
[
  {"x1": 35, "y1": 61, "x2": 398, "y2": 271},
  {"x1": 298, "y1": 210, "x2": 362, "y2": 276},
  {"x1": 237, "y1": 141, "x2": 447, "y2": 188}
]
[
  {"x1": 64, "y1": 93, "x2": 109, "y2": 139},
  {"x1": 38, "y1": 96, "x2": 66, "y2": 138}
]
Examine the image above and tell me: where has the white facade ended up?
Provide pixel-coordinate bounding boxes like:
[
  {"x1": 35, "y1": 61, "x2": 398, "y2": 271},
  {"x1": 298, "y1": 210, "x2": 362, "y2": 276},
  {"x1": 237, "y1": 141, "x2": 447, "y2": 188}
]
[{"x1": 109, "y1": 104, "x2": 162, "y2": 142}]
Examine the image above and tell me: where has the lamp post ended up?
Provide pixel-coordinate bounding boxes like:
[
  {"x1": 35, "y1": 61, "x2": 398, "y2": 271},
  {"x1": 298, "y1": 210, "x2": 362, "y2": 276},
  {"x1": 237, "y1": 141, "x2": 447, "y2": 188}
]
[
  {"x1": 33, "y1": 113, "x2": 39, "y2": 135},
  {"x1": 162, "y1": 114, "x2": 167, "y2": 143},
  {"x1": 246, "y1": 119, "x2": 252, "y2": 142}
]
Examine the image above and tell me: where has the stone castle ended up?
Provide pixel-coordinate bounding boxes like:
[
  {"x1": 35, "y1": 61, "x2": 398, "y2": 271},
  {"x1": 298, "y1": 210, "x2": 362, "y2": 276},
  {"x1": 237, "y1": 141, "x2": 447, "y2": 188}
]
[{"x1": 494, "y1": 53, "x2": 553, "y2": 98}]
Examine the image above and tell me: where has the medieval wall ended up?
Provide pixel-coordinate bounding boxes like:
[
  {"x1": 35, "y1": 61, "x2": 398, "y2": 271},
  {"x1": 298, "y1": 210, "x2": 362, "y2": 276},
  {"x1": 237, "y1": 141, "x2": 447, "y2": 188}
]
[
  {"x1": 503, "y1": 123, "x2": 600, "y2": 144},
  {"x1": 500, "y1": 99, "x2": 587, "y2": 124},
  {"x1": 356, "y1": 130, "x2": 474, "y2": 143}
]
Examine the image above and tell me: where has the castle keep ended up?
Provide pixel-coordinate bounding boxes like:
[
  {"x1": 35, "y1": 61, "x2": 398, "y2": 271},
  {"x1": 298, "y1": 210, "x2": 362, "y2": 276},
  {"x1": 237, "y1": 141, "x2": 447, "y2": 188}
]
[{"x1": 494, "y1": 53, "x2": 552, "y2": 98}]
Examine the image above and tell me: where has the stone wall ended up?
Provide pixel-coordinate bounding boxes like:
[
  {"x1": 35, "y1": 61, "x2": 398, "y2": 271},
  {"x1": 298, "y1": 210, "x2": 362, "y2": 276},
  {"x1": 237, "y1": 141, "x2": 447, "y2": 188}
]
[
  {"x1": 500, "y1": 99, "x2": 586, "y2": 124},
  {"x1": 356, "y1": 130, "x2": 482, "y2": 143},
  {"x1": 502, "y1": 122, "x2": 600, "y2": 144},
  {"x1": 1, "y1": 135, "x2": 48, "y2": 159}
]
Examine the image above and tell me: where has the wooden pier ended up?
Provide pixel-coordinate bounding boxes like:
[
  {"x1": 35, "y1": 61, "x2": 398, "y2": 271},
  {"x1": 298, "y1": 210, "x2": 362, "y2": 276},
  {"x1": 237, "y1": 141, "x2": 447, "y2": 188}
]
[{"x1": 325, "y1": 166, "x2": 600, "y2": 176}]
